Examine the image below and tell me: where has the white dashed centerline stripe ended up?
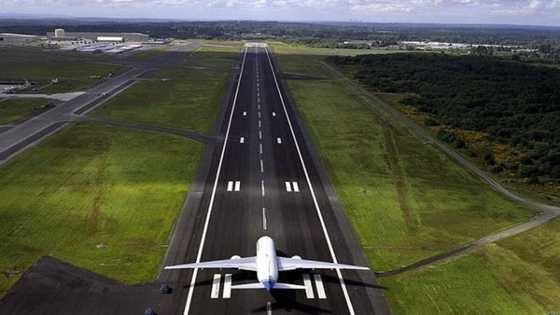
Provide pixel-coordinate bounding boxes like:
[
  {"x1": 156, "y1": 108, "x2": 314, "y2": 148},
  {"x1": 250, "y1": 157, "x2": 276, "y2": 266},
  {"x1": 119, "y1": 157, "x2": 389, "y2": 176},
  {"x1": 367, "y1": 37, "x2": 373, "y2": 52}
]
[
  {"x1": 258, "y1": 120, "x2": 262, "y2": 128},
  {"x1": 243, "y1": 111, "x2": 247, "y2": 116},
  {"x1": 262, "y1": 208, "x2": 267, "y2": 230},
  {"x1": 182, "y1": 48, "x2": 247, "y2": 315},
  {"x1": 240, "y1": 137, "x2": 245, "y2": 144},
  {"x1": 277, "y1": 137, "x2": 282, "y2": 144},
  {"x1": 267, "y1": 302, "x2": 272, "y2": 315},
  {"x1": 272, "y1": 112, "x2": 276, "y2": 117},
  {"x1": 260, "y1": 159, "x2": 264, "y2": 173},
  {"x1": 259, "y1": 143, "x2": 263, "y2": 154},
  {"x1": 264, "y1": 47, "x2": 357, "y2": 314},
  {"x1": 259, "y1": 131, "x2": 262, "y2": 140},
  {"x1": 261, "y1": 180, "x2": 265, "y2": 197}
]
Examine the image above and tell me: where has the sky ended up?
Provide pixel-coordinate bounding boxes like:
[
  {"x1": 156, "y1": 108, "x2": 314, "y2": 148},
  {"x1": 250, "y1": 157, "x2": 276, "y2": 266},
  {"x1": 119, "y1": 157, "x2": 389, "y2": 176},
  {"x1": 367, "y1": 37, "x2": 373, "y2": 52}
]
[{"x1": 1, "y1": 0, "x2": 560, "y2": 26}]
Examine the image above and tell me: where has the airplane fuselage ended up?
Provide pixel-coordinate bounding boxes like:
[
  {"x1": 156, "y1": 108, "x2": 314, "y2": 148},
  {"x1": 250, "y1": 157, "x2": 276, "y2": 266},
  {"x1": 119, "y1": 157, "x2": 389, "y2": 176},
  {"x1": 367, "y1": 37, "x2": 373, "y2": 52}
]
[{"x1": 256, "y1": 236, "x2": 279, "y2": 290}]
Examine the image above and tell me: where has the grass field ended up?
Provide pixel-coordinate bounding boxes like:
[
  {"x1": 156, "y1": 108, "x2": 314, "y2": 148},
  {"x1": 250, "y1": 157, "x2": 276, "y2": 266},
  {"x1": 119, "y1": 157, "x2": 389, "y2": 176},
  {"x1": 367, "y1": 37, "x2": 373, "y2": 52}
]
[
  {"x1": 269, "y1": 41, "x2": 403, "y2": 56},
  {"x1": 0, "y1": 99, "x2": 51, "y2": 125},
  {"x1": 384, "y1": 219, "x2": 560, "y2": 314},
  {"x1": 0, "y1": 47, "x2": 124, "y2": 93},
  {"x1": 93, "y1": 51, "x2": 237, "y2": 133},
  {"x1": 0, "y1": 123, "x2": 203, "y2": 297},
  {"x1": 270, "y1": 48, "x2": 560, "y2": 314}
]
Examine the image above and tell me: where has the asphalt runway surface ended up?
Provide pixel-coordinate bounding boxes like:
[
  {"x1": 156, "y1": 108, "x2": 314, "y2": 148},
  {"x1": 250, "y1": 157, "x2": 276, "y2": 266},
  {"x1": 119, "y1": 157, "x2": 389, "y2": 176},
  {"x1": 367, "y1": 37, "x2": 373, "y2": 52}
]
[{"x1": 160, "y1": 46, "x2": 390, "y2": 315}]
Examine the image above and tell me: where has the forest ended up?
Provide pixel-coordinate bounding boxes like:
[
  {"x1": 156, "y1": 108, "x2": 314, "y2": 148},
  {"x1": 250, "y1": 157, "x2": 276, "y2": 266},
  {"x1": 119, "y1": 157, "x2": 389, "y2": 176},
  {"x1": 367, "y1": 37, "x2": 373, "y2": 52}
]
[{"x1": 331, "y1": 53, "x2": 560, "y2": 182}]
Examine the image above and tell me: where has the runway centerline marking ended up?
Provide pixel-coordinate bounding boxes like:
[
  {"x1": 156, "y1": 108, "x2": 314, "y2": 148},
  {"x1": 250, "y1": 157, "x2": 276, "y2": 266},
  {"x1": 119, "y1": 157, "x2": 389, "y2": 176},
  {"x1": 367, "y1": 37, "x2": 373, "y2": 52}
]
[
  {"x1": 260, "y1": 159, "x2": 264, "y2": 173},
  {"x1": 240, "y1": 137, "x2": 245, "y2": 144},
  {"x1": 262, "y1": 208, "x2": 268, "y2": 230},
  {"x1": 261, "y1": 180, "x2": 265, "y2": 196},
  {"x1": 267, "y1": 301, "x2": 272, "y2": 315},
  {"x1": 182, "y1": 48, "x2": 247, "y2": 315},
  {"x1": 211, "y1": 274, "x2": 221, "y2": 299},
  {"x1": 272, "y1": 111, "x2": 276, "y2": 117},
  {"x1": 314, "y1": 274, "x2": 327, "y2": 299},
  {"x1": 265, "y1": 47, "x2": 357, "y2": 314},
  {"x1": 277, "y1": 137, "x2": 282, "y2": 144},
  {"x1": 259, "y1": 143, "x2": 263, "y2": 154},
  {"x1": 259, "y1": 131, "x2": 262, "y2": 140},
  {"x1": 243, "y1": 111, "x2": 247, "y2": 116}
]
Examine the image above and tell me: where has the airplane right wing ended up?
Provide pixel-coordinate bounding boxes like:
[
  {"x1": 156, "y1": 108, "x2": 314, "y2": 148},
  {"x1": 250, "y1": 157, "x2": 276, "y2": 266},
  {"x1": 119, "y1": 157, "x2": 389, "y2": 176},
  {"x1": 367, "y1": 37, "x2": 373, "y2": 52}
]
[
  {"x1": 277, "y1": 257, "x2": 369, "y2": 271},
  {"x1": 165, "y1": 257, "x2": 257, "y2": 271}
]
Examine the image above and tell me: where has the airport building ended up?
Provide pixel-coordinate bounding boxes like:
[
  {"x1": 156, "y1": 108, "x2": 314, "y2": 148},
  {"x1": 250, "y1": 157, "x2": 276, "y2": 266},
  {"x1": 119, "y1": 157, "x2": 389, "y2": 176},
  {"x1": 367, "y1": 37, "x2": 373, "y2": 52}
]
[{"x1": 47, "y1": 29, "x2": 150, "y2": 42}]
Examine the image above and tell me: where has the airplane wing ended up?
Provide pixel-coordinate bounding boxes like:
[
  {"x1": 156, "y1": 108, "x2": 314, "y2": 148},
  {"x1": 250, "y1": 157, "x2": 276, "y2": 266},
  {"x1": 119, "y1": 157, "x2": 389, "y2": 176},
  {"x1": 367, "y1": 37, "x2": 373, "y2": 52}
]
[
  {"x1": 232, "y1": 283, "x2": 305, "y2": 290},
  {"x1": 277, "y1": 257, "x2": 369, "y2": 271},
  {"x1": 165, "y1": 257, "x2": 257, "y2": 271}
]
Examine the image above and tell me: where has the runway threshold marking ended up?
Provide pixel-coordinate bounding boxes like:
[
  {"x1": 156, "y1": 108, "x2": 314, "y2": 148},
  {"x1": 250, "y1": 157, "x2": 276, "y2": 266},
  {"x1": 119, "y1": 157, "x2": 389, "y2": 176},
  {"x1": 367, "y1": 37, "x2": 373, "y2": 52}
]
[
  {"x1": 314, "y1": 274, "x2": 327, "y2": 299},
  {"x1": 303, "y1": 274, "x2": 315, "y2": 299},
  {"x1": 265, "y1": 47, "x2": 357, "y2": 314},
  {"x1": 223, "y1": 274, "x2": 232, "y2": 299},
  {"x1": 292, "y1": 181, "x2": 300, "y2": 192},
  {"x1": 182, "y1": 48, "x2": 248, "y2": 315},
  {"x1": 211, "y1": 274, "x2": 221, "y2": 299},
  {"x1": 285, "y1": 181, "x2": 292, "y2": 192}
]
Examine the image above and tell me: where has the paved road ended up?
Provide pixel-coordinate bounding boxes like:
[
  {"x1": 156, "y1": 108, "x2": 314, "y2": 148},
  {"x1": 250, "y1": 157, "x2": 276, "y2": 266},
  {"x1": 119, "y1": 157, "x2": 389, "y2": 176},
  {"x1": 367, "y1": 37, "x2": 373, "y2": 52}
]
[
  {"x1": 160, "y1": 46, "x2": 390, "y2": 315},
  {"x1": 0, "y1": 67, "x2": 145, "y2": 164}
]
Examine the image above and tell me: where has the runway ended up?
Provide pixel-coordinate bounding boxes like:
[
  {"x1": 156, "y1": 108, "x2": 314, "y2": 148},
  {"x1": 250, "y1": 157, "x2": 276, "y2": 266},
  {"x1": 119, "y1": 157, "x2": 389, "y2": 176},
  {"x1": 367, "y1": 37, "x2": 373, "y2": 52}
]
[{"x1": 162, "y1": 45, "x2": 390, "y2": 314}]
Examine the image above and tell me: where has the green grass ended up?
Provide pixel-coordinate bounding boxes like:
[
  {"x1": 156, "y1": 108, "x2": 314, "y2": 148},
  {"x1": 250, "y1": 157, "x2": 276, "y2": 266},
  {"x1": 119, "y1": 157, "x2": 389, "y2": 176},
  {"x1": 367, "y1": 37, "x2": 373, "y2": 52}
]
[
  {"x1": 276, "y1": 52, "x2": 532, "y2": 270},
  {"x1": 92, "y1": 51, "x2": 237, "y2": 133},
  {"x1": 0, "y1": 123, "x2": 203, "y2": 296},
  {"x1": 383, "y1": 219, "x2": 560, "y2": 314},
  {"x1": 0, "y1": 47, "x2": 124, "y2": 93},
  {"x1": 0, "y1": 99, "x2": 51, "y2": 124},
  {"x1": 269, "y1": 41, "x2": 403, "y2": 56}
]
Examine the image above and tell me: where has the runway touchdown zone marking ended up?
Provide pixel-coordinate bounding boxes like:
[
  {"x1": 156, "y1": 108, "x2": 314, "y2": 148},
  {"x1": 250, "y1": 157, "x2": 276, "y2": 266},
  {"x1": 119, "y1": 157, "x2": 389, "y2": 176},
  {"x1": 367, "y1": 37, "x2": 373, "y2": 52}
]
[
  {"x1": 227, "y1": 181, "x2": 241, "y2": 192},
  {"x1": 285, "y1": 181, "x2": 300, "y2": 192}
]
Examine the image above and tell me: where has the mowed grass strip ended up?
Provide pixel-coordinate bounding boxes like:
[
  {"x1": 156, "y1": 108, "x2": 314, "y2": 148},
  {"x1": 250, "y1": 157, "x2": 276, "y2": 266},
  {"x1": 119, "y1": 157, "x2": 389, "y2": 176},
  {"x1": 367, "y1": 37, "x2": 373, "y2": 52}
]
[
  {"x1": 384, "y1": 218, "x2": 560, "y2": 314},
  {"x1": 276, "y1": 52, "x2": 532, "y2": 270},
  {"x1": 0, "y1": 99, "x2": 51, "y2": 125},
  {"x1": 93, "y1": 51, "x2": 237, "y2": 133},
  {"x1": 0, "y1": 123, "x2": 203, "y2": 296},
  {"x1": 0, "y1": 47, "x2": 124, "y2": 93}
]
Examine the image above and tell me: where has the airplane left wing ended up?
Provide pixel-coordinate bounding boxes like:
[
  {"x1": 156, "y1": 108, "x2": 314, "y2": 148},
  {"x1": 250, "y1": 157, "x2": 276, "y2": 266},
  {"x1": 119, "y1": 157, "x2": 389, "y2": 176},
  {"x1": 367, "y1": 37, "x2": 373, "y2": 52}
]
[
  {"x1": 165, "y1": 257, "x2": 257, "y2": 271},
  {"x1": 277, "y1": 257, "x2": 369, "y2": 271}
]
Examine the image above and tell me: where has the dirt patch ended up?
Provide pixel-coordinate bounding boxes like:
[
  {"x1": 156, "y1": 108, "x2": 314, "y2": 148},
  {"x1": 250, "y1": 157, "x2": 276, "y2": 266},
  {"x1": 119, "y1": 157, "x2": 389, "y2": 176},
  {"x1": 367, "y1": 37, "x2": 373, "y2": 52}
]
[{"x1": 383, "y1": 126, "x2": 417, "y2": 232}]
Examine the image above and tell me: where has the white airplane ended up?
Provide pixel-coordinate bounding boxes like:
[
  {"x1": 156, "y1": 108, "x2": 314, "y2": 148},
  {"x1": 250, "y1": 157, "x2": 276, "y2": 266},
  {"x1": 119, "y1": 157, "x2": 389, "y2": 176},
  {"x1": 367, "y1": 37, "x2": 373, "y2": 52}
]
[{"x1": 165, "y1": 236, "x2": 369, "y2": 291}]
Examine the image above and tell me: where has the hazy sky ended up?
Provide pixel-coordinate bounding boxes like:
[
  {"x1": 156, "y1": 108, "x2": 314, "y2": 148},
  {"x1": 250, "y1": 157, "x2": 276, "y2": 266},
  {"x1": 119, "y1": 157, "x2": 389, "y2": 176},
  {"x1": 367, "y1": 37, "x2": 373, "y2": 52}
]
[{"x1": 2, "y1": 0, "x2": 560, "y2": 26}]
